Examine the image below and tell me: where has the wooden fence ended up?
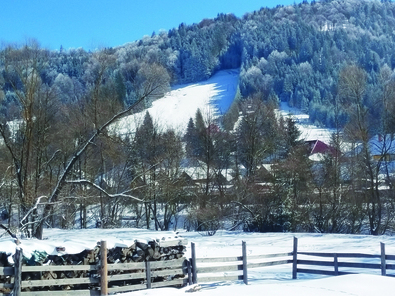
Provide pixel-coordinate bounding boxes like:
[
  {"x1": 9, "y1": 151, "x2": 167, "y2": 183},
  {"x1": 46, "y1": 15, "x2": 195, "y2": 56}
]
[
  {"x1": 2, "y1": 237, "x2": 395, "y2": 295},
  {"x1": 189, "y1": 237, "x2": 395, "y2": 284},
  {"x1": 292, "y1": 237, "x2": 395, "y2": 278},
  {"x1": 189, "y1": 241, "x2": 293, "y2": 285},
  {"x1": 1, "y1": 241, "x2": 188, "y2": 296}
]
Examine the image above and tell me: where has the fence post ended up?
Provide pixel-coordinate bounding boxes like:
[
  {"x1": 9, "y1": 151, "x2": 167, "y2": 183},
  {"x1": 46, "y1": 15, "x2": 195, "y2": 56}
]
[
  {"x1": 191, "y1": 242, "x2": 197, "y2": 284},
  {"x1": 187, "y1": 259, "x2": 192, "y2": 285},
  {"x1": 13, "y1": 247, "x2": 22, "y2": 296},
  {"x1": 100, "y1": 241, "x2": 108, "y2": 296},
  {"x1": 334, "y1": 253, "x2": 339, "y2": 276},
  {"x1": 145, "y1": 261, "x2": 152, "y2": 289},
  {"x1": 381, "y1": 242, "x2": 386, "y2": 276},
  {"x1": 292, "y1": 237, "x2": 298, "y2": 279},
  {"x1": 242, "y1": 241, "x2": 248, "y2": 285}
]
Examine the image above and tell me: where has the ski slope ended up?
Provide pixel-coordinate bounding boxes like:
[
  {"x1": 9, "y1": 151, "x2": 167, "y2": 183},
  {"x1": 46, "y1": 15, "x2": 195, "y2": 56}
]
[
  {"x1": 114, "y1": 69, "x2": 239, "y2": 136},
  {"x1": 114, "y1": 68, "x2": 334, "y2": 146}
]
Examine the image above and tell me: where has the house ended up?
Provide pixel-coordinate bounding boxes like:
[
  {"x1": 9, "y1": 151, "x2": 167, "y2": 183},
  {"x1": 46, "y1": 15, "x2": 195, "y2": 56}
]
[
  {"x1": 305, "y1": 139, "x2": 337, "y2": 161},
  {"x1": 369, "y1": 134, "x2": 395, "y2": 162}
]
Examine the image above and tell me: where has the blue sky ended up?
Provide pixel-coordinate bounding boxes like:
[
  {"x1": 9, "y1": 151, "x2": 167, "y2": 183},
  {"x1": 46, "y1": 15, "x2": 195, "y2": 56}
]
[{"x1": 0, "y1": 0, "x2": 302, "y2": 51}]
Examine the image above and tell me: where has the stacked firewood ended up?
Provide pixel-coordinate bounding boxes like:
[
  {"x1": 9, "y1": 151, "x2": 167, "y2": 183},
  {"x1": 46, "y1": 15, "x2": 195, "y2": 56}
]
[
  {"x1": 107, "y1": 239, "x2": 187, "y2": 263},
  {"x1": 0, "y1": 236, "x2": 188, "y2": 292},
  {"x1": 0, "y1": 252, "x2": 12, "y2": 294}
]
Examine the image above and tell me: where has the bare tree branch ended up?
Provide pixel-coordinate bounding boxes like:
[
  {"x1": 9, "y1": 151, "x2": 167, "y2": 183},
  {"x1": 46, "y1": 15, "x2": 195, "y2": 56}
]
[
  {"x1": 66, "y1": 180, "x2": 143, "y2": 202},
  {"x1": 0, "y1": 224, "x2": 20, "y2": 244}
]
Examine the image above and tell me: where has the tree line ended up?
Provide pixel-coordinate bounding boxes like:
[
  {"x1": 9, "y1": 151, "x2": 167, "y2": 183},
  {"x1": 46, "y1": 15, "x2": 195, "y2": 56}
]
[
  {"x1": 2, "y1": 0, "x2": 395, "y2": 238},
  {"x1": 3, "y1": 1, "x2": 395, "y2": 128},
  {"x1": 1, "y1": 42, "x2": 394, "y2": 238}
]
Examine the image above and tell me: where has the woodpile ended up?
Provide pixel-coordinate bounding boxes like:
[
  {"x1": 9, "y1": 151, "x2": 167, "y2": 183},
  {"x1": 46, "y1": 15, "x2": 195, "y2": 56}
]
[
  {"x1": 0, "y1": 237, "x2": 188, "y2": 292},
  {"x1": 0, "y1": 252, "x2": 12, "y2": 294}
]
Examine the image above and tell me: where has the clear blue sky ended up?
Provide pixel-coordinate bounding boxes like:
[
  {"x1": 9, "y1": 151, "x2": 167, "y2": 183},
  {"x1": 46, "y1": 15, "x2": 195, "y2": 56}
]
[{"x1": 0, "y1": 0, "x2": 302, "y2": 51}]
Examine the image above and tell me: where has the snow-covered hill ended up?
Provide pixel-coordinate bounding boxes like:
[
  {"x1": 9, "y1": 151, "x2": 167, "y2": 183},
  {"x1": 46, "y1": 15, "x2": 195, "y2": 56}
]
[
  {"x1": 115, "y1": 69, "x2": 334, "y2": 145},
  {"x1": 114, "y1": 69, "x2": 239, "y2": 136}
]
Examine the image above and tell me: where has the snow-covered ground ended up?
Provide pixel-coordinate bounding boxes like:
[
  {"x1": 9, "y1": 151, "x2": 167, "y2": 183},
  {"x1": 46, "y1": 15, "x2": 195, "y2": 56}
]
[{"x1": 1, "y1": 229, "x2": 395, "y2": 295}]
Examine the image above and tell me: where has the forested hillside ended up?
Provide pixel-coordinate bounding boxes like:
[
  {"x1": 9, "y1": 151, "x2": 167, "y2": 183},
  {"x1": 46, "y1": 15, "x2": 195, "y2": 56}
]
[
  {"x1": 4, "y1": 1, "x2": 395, "y2": 128},
  {"x1": 2, "y1": 0, "x2": 395, "y2": 239}
]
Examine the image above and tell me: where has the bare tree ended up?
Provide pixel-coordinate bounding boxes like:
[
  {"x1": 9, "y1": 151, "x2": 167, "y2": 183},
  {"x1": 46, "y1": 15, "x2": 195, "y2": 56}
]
[{"x1": 0, "y1": 42, "x2": 170, "y2": 239}]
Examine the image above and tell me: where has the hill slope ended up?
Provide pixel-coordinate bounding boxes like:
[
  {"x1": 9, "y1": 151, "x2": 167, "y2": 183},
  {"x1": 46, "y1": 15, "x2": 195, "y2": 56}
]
[{"x1": 114, "y1": 69, "x2": 239, "y2": 136}]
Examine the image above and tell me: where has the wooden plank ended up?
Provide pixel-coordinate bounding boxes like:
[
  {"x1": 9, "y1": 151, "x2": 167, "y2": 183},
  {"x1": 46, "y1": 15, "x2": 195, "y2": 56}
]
[
  {"x1": 108, "y1": 283, "x2": 146, "y2": 293},
  {"x1": 381, "y1": 242, "x2": 386, "y2": 276},
  {"x1": 146, "y1": 261, "x2": 151, "y2": 289},
  {"x1": 150, "y1": 258, "x2": 186, "y2": 269},
  {"x1": 107, "y1": 271, "x2": 146, "y2": 281},
  {"x1": 14, "y1": 247, "x2": 22, "y2": 296},
  {"x1": 100, "y1": 240, "x2": 108, "y2": 296},
  {"x1": 191, "y1": 242, "x2": 197, "y2": 284},
  {"x1": 386, "y1": 255, "x2": 395, "y2": 261},
  {"x1": 197, "y1": 264, "x2": 243, "y2": 274},
  {"x1": 386, "y1": 263, "x2": 395, "y2": 270},
  {"x1": 247, "y1": 259, "x2": 291, "y2": 269},
  {"x1": 187, "y1": 260, "x2": 192, "y2": 286},
  {"x1": 292, "y1": 237, "x2": 298, "y2": 279},
  {"x1": 22, "y1": 265, "x2": 97, "y2": 272},
  {"x1": 242, "y1": 241, "x2": 247, "y2": 285},
  {"x1": 297, "y1": 268, "x2": 336, "y2": 276},
  {"x1": 151, "y1": 268, "x2": 184, "y2": 278},
  {"x1": 337, "y1": 262, "x2": 381, "y2": 269},
  {"x1": 299, "y1": 260, "x2": 380, "y2": 269},
  {"x1": 107, "y1": 262, "x2": 145, "y2": 271},
  {"x1": 337, "y1": 253, "x2": 380, "y2": 259},
  {"x1": 298, "y1": 252, "x2": 380, "y2": 259},
  {"x1": 248, "y1": 252, "x2": 293, "y2": 260},
  {"x1": 0, "y1": 267, "x2": 14, "y2": 276},
  {"x1": 151, "y1": 278, "x2": 186, "y2": 288},
  {"x1": 20, "y1": 290, "x2": 100, "y2": 296},
  {"x1": 298, "y1": 252, "x2": 335, "y2": 258},
  {"x1": 297, "y1": 260, "x2": 334, "y2": 267},
  {"x1": 196, "y1": 256, "x2": 242, "y2": 263},
  {"x1": 334, "y1": 254, "x2": 339, "y2": 276},
  {"x1": 197, "y1": 275, "x2": 242, "y2": 283},
  {"x1": 21, "y1": 277, "x2": 99, "y2": 288}
]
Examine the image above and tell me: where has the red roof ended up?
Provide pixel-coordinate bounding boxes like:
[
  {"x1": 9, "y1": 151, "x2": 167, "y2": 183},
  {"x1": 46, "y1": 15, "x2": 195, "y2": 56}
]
[{"x1": 305, "y1": 140, "x2": 336, "y2": 155}]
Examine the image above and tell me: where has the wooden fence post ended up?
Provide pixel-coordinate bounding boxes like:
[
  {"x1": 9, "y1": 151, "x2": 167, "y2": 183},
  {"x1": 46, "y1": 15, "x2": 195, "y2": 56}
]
[
  {"x1": 187, "y1": 259, "x2": 192, "y2": 285},
  {"x1": 145, "y1": 261, "x2": 152, "y2": 289},
  {"x1": 292, "y1": 237, "x2": 298, "y2": 279},
  {"x1": 242, "y1": 241, "x2": 248, "y2": 285},
  {"x1": 12, "y1": 247, "x2": 22, "y2": 296},
  {"x1": 334, "y1": 253, "x2": 339, "y2": 276},
  {"x1": 191, "y1": 242, "x2": 197, "y2": 284},
  {"x1": 100, "y1": 241, "x2": 108, "y2": 296},
  {"x1": 381, "y1": 242, "x2": 386, "y2": 276}
]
